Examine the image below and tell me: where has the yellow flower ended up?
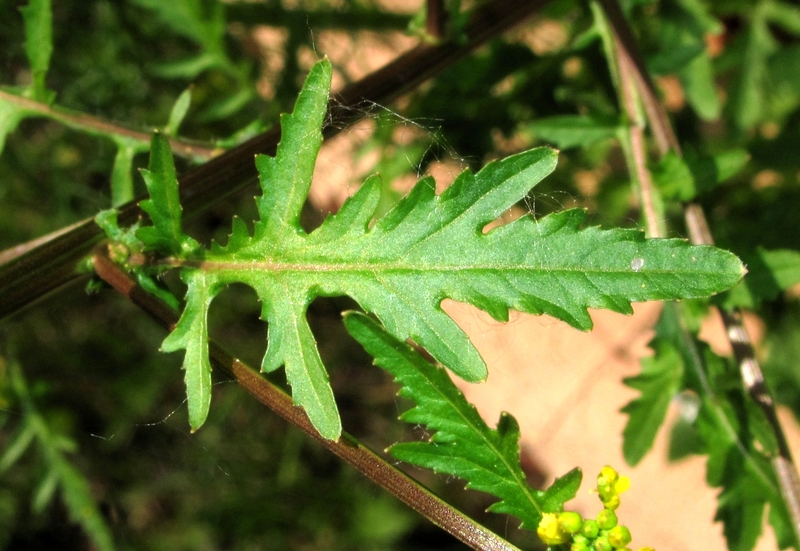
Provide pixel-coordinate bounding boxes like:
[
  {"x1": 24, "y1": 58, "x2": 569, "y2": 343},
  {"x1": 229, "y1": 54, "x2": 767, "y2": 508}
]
[
  {"x1": 597, "y1": 465, "x2": 630, "y2": 508},
  {"x1": 538, "y1": 513, "x2": 570, "y2": 544}
]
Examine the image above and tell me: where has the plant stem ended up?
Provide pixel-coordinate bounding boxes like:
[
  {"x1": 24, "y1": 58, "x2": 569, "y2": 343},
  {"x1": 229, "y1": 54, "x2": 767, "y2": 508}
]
[
  {"x1": 0, "y1": 89, "x2": 218, "y2": 162},
  {"x1": 427, "y1": 0, "x2": 447, "y2": 40},
  {"x1": 91, "y1": 251, "x2": 520, "y2": 551},
  {"x1": 224, "y1": 4, "x2": 411, "y2": 31},
  {"x1": 598, "y1": 0, "x2": 800, "y2": 540},
  {"x1": 591, "y1": 0, "x2": 661, "y2": 238},
  {"x1": 0, "y1": 0, "x2": 552, "y2": 322}
]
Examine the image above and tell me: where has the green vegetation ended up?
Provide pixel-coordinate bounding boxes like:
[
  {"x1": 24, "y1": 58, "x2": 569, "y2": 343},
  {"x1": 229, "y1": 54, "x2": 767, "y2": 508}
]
[{"x1": 2, "y1": 1, "x2": 800, "y2": 550}]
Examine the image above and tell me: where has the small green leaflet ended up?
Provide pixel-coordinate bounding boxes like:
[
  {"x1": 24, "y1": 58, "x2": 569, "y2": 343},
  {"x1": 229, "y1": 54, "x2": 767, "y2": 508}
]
[
  {"x1": 651, "y1": 149, "x2": 749, "y2": 201},
  {"x1": 136, "y1": 133, "x2": 200, "y2": 256},
  {"x1": 628, "y1": 303, "x2": 798, "y2": 551},
  {"x1": 20, "y1": 0, "x2": 53, "y2": 101},
  {"x1": 721, "y1": 248, "x2": 800, "y2": 309},
  {"x1": 344, "y1": 311, "x2": 581, "y2": 529},
  {"x1": 139, "y1": 58, "x2": 743, "y2": 440},
  {"x1": 621, "y1": 339, "x2": 683, "y2": 466},
  {"x1": 527, "y1": 115, "x2": 620, "y2": 150},
  {"x1": 0, "y1": 99, "x2": 28, "y2": 155},
  {"x1": 7, "y1": 363, "x2": 115, "y2": 551}
]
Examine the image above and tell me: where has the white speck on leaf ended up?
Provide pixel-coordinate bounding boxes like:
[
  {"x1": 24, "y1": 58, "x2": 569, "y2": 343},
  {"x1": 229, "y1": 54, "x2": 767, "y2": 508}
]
[{"x1": 630, "y1": 257, "x2": 645, "y2": 272}]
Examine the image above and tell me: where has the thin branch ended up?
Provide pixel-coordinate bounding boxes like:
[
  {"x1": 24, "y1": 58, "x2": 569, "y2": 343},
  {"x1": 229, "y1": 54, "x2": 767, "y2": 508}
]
[
  {"x1": 0, "y1": 220, "x2": 87, "y2": 267},
  {"x1": 224, "y1": 4, "x2": 411, "y2": 31},
  {"x1": 595, "y1": 0, "x2": 680, "y2": 156},
  {"x1": 598, "y1": 0, "x2": 800, "y2": 540},
  {"x1": 427, "y1": 0, "x2": 447, "y2": 40},
  {"x1": 0, "y1": 0, "x2": 552, "y2": 322},
  {"x1": 0, "y1": 89, "x2": 218, "y2": 162},
  {"x1": 591, "y1": 1, "x2": 661, "y2": 238},
  {"x1": 91, "y1": 252, "x2": 519, "y2": 551}
]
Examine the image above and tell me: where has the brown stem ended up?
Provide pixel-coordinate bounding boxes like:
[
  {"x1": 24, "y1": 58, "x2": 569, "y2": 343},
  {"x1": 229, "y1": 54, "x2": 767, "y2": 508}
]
[
  {"x1": 0, "y1": 89, "x2": 218, "y2": 161},
  {"x1": 91, "y1": 252, "x2": 519, "y2": 551},
  {"x1": 595, "y1": 0, "x2": 680, "y2": 156},
  {"x1": 599, "y1": 0, "x2": 800, "y2": 539},
  {"x1": 0, "y1": 0, "x2": 551, "y2": 322},
  {"x1": 426, "y1": 0, "x2": 447, "y2": 39}
]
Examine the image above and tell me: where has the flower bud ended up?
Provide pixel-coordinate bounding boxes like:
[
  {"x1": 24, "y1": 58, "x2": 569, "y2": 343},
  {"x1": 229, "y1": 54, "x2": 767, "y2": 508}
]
[
  {"x1": 594, "y1": 536, "x2": 613, "y2": 551},
  {"x1": 582, "y1": 519, "x2": 599, "y2": 539},
  {"x1": 597, "y1": 509, "x2": 618, "y2": 530},
  {"x1": 598, "y1": 466, "x2": 618, "y2": 487},
  {"x1": 608, "y1": 525, "x2": 632, "y2": 548},
  {"x1": 559, "y1": 511, "x2": 584, "y2": 533},
  {"x1": 603, "y1": 494, "x2": 621, "y2": 510},
  {"x1": 571, "y1": 543, "x2": 591, "y2": 551}
]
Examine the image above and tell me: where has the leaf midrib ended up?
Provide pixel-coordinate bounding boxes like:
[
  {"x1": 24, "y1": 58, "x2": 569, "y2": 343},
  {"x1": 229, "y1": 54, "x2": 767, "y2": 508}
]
[{"x1": 190, "y1": 259, "x2": 712, "y2": 275}]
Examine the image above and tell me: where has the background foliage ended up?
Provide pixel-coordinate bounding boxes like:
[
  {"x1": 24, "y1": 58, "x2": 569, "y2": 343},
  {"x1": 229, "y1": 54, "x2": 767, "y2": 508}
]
[{"x1": 2, "y1": 0, "x2": 800, "y2": 550}]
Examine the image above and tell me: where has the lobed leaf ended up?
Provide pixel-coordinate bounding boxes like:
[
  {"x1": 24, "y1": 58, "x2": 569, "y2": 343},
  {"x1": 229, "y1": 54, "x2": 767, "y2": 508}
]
[
  {"x1": 136, "y1": 133, "x2": 199, "y2": 256},
  {"x1": 9, "y1": 363, "x2": 115, "y2": 551},
  {"x1": 161, "y1": 270, "x2": 216, "y2": 431},
  {"x1": 648, "y1": 304, "x2": 798, "y2": 551},
  {"x1": 344, "y1": 311, "x2": 579, "y2": 529},
  {"x1": 621, "y1": 339, "x2": 684, "y2": 466},
  {"x1": 155, "y1": 58, "x2": 744, "y2": 439}
]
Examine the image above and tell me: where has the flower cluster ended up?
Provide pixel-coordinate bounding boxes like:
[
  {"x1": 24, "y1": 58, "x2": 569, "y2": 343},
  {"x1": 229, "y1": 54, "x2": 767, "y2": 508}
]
[{"x1": 536, "y1": 466, "x2": 654, "y2": 551}]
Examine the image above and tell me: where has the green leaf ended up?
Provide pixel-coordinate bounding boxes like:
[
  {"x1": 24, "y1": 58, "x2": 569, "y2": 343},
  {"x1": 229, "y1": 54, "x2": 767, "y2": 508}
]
[
  {"x1": 667, "y1": 409, "x2": 703, "y2": 461},
  {"x1": 675, "y1": 0, "x2": 723, "y2": 34},
  {"x1": 621, "y1": 339, "x2": 684, "y2": 465},
  {"x1": 722, "y1": 248, "x2": 800, "y2": 308},
  {"x1": 161, "y1": 270, "x2": 216, "y2": 431},
  {"x1": 8, "y1": 363, "x2": 116, "y2": 551},
  {"x1": 151, "y1": 53, "x2": 223, "y2": 79},
  {"x1": 131, "y1": 0, "x2": 226, "y2": 55},
  {"x1": 696, "y1": 395, "x2": 772, "y2": 551},
  {"x1": 0, "y1": 420, "x2": 35, "y2": 473},
  {"x1": 20, "y1": 0, "x2": 53, "y2": 100},
  {"x1": 698, "y1": 148, "x2": 751, "y2": 183},
  {"x1": 680, "y1": 52, "x2": 721, "y2": 120},
  {"x1": 651, "y1": 151, "x2": 695, "y2": 200},
  {"x1": 540, "y1": 467, "x2": 583, "y2": 513},
  {"x1": 165, "y1": 87, "x2": 192, "y2": 136},
  {"x1": 131, "y1": 0, "x2": 235, "y2": 89},
  {"x1": 729, "y1": 7, "x2": 777, "y2": 130},
  {"x1": 0, "y1": 98, "x2": 28, "y2": 155},
  {"x1": 652, "y1": 149, "x2": 749, "y2": 200},
  {"x1": 148, "y1": 59, "x2": 743, "y2": 439},
  {"x1": 649, "y1": 42, "x2": 704, "y2": 75},
  {"x1": 528, "y1": 115, "x2": 620, "y2": 149},
  {"x1": 110, "y1": 139, "x2": 140, "y2": 208},
  {"x1": 763, "y1": 0, "x2": 800, "y2": 36},
  {"x1": 56, "y1": 456, "x2": 116, "y2": 551},
  {"x1": 136, "y1": 133, "x2": 199, "y2": 256},
  {"x1": 31, "y1": 468, "x2": 58, "y2": 514},
  {"x1": 344, "y1": 311, "x2": 570, "y2": 529},
  {"x1": 654, "y1": 304, "x2": 797, "y2": 551}
]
